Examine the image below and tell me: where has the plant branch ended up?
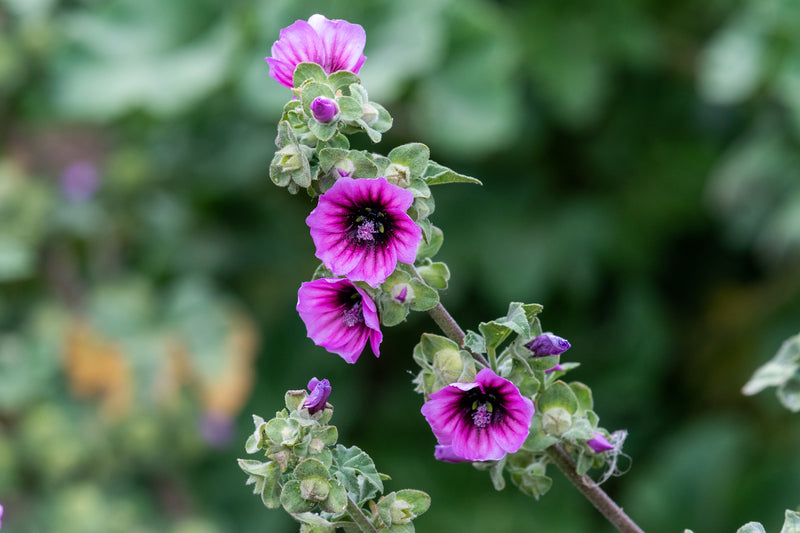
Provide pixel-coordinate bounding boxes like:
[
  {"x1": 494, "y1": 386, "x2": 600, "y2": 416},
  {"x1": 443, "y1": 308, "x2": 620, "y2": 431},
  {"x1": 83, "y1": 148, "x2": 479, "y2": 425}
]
[
  {"x1": 426, "y1": 302, "x2": 491, "y2": 368},
  {"x1": 546, "y1": 444, "x2": 645, "y2": 533},
  {"x1": 346, "y1": 495, "x2": 379, "y2": 533},
  {"x1": 425, "y1": 298, "x2": 645, "y2": 533}
]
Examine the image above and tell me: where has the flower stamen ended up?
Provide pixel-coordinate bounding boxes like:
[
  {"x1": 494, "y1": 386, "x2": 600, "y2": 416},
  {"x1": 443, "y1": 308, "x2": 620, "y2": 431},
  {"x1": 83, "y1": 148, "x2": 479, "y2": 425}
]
[
  {"x1": 471, "y1": 403, "x2": 493, "y2": 428},
  {"x1": 342, "y1": 300, "x2": 364, "y2": 327}
]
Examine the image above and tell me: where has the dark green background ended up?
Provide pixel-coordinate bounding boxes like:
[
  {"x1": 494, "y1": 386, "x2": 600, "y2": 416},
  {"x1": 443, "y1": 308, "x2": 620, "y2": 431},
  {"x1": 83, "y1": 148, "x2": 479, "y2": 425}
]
[{"x1": 2, "y1": 0, "x2": 800, "y2": 531}]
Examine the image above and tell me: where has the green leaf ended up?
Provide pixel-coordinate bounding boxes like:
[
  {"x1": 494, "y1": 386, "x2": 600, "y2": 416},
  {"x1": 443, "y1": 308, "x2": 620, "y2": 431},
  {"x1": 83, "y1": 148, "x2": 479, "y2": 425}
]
[
  {"x1": 331, "y1": 444, "x2": 384, "y2": 505},
  {"x1": 328, "y1": 71, "x2": 361, "y2": 93},
  {"x1": 522, "y1": 415, "x2": 558, "y2": 452},
  {"x1": 294, "y1": 458, "x2": 331, "y2": 480},
  {"x1": 379, "y1": 293, "x2": 411, "y2": 326},
  {"x1": 777, "y1": 376, "x2": 800, "y2": 413},
  {"x1": 388, "y1": 143, "x2": 430, "y2": 178},
  {"x1": 736, "y1": 523, "x2": 767, "y2": 533},
  {"x1": 781, "y1": 510, "x2": 800, "y2": 533},
  {"x1": 478, "y1": 322, "x2": 512, "y2": 353},
  {"x1": 394, "y1": 489, "x2": 431, "y2": 517},
  {"x1": 416, "y1": 261, "x2": 449, "y2": 290},
  {"x1": 337, "y1": 96, "x2": 364, "y2": 121},
  {"x1": 416, "y1": 225, "x2": 443, "y2": 261},
  {"x1": 319, "y1": 479, "x2": 347, "y2": 514},
  {"x1": 281, "y1": 479, "x2": 315, "y2": 514},
  {"x1": 538, "y1": 381, "x2": 579, "y2": 415},
  {"x1": 497, "y1": 302, "x2": 532, "y2": 338},
  {"x1": 569, "y1": 382, "x2": 594, "y2": 416},
  {"x1": 293, "y1": 62, "x2": 328, "y2": 87},
  {"x1": 408, "y1": 279, "x2": 439, "y2": 312},
  {"x1": 423, "y1": 160, "x2": 482, "y2": 186},
  {"x1": 489, "y1": 456, "x2": 507, "y2": 490},
  {"x1": 464, "y1": 330, "x2": 486, "y2": 354}
]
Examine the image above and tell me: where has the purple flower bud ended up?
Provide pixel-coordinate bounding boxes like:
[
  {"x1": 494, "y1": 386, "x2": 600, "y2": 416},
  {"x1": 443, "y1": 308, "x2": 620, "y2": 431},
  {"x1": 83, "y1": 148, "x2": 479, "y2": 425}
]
[
  {"x1": 61, "y1": 161, "x2": 99, "y2": 202},
  {"x1": 303, "y1": 377, "x2": 332, "y2": 414},
  {"x1": 588, "y1": 432, "x2": 615, "y2": 453},
  {"x1": 525, "y1": 332, "x2": 571, "y2": 357},
  {"x1": 544, "y1": 364, "x2": 564, "y2": 374},
  {"x1": 311, "y1": 96, "x2": 338, "y2": 123},
  {"x1": 335, "y1": 158, "x2": 356, "y2": 178}
]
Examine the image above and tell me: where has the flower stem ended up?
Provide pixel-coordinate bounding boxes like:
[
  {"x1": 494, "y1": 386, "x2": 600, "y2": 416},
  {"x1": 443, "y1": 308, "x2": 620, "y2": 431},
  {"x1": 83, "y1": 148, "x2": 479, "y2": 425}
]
[
  {"x1": 546, "y1": 444, "x2": 645, "y2": 533},
  {"x1": 425, "y1": 298, "x2": 645, "y2": 533},
  {"x1": 346, "y1": 495, "x2": 379, "y2": 533},
  {"x1": 426, "y1": 302, "x2": 491, "y2": 368}
]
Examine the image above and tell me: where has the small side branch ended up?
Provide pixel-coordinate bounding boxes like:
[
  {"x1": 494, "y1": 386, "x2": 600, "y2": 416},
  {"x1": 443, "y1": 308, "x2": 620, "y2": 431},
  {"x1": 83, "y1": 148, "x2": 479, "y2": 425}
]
[{"x1": 546, "y1": 444, "x2": 645, "y2": 533}]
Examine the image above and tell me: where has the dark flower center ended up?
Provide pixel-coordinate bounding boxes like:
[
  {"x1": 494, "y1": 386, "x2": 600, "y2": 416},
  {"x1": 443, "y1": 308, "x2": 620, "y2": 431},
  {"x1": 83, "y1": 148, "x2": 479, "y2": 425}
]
[
  {"x1": 348, "y1": 204, "x2": 392, "y2": 247},
  {"x1": 461, "y1": 389, "x2": 502, "y2": 428},
  {"x1": 338, "y1": 288, "x2": 364, "y2": 327}
]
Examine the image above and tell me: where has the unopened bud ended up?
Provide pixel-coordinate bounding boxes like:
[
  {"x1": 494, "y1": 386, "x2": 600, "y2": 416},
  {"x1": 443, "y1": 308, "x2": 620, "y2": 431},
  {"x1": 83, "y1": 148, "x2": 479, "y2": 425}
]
[
  {"x1": 311, "y1": 96, "x2": 338, "y2": 123},
  {"x1": 361, "y1": 102, "x2": 379, "y2": 126},
  {"x1": 542, "y1": 407, "x2": 572, "y2": 436},
  {"x1": 385, "y1": 163, "x2": 410, "y2": 187},
  {"x1": 525, "y1": 333, "x2": 571, "y2": 357}
]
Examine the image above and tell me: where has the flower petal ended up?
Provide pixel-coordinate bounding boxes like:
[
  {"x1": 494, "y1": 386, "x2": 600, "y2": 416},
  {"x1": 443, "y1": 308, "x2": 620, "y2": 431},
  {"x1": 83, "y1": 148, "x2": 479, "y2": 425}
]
[{"x1": 308, "y1": 14, "x2": 367, "y2": 74}]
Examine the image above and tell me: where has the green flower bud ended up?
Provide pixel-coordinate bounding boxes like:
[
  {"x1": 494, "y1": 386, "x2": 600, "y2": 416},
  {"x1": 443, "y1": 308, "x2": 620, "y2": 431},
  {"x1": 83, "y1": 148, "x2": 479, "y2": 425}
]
[
  {"x1": 300, "y1": 476, "x2": 331, "y2": 502},
  {"x1": 361, "y1": 102, "x2": 379, "y2": 126},
  {"x1": 390, "y1": 499, "x2": 415, "y2": 524},
  {"x1": 276, "y1": 145, "x2": 304, "y2": 171},
  {"x1": 542, "y1": 407, "x2": 572, "y2": 436},
  {"x1": 385, "y1": 162, "x2": 411, "y2": 187},
  {"x1": 308, "y1": 438, "x2": 325, "y2": 454},
  {"x1": 433, "y1": 348, "x2": 463, "y2": 384}
]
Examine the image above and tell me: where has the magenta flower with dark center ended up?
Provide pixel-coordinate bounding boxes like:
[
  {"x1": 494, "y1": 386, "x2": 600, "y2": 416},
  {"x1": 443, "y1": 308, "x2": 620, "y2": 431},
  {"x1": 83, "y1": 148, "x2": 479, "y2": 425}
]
[
  {"x1": 266, "y1": 14, "x2": 367, "y2": 89},
  {"x1": 304, "y1": 377, "x2": 332, "y2": 414},
  {"x1": 421, "y1": 368, "x2": 535, "y2": 462},
  {"x1": 525, "y1": 332, "x2": 571, "y2": 357},
  {"x1": 306, "y1": 177, "x2": 422, "y2": 288},
  {"x1": 296, "y1": 277, "x2": 382, "y2": 363}
]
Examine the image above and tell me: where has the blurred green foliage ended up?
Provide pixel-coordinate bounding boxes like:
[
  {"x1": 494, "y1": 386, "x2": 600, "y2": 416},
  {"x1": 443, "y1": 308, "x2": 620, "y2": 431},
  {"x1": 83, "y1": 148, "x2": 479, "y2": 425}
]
[{"x1": 2, "y1": 0, "x2": 800, "y2": 531}]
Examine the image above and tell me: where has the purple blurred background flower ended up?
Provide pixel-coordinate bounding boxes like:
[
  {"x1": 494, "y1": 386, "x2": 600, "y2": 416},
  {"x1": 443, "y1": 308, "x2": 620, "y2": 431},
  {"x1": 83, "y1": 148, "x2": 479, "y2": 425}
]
[
  {"x1": 588, "y1": 432, "x2": 615, "y2": 453},
  {"x1": 303, "y1": 377, "x2": 332, "y2": 414},
  {"x1": 525, "y1": 332, "x2": 571, "y2": 357},
  {"x1": 266, "y1": 14, "x2": 367, "y2": 88},
  {"x1": 306, "y1": 177, "x2": 421, "y2": 287},
  {"x1": 296, "y1": 277, "x2": 382, "y2": 363},
  {"x1": 199, "y1": 411, "x2": 235, "y2": 448},
  {"x1": 311, "y1": 96, "x2": 339, "y2": 122},
  {"x1": 1, "y1": 501, "x2": 5, "y2": 528},
  {"x1": 61, "y1": 161, "x2": 99, "y2": 202},
  {"x1": 421, "y1": 368, "x2": 535, "y2": 462}
]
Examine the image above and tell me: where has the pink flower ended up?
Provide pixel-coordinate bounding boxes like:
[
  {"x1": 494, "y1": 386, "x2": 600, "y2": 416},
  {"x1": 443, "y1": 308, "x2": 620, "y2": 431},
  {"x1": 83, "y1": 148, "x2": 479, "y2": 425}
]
[
  {"x1": 421, "y1": 368, "x2": 535, "y2": 462},
  {"x1": 306, "y1": 177, "x2": 421, "y2": 288},
  {"x1": 266, "y1": 14, "x2": 367, "y2": 88},
  {"x1": 296, "y1": 277, "x2": 382, "y2": 363}
]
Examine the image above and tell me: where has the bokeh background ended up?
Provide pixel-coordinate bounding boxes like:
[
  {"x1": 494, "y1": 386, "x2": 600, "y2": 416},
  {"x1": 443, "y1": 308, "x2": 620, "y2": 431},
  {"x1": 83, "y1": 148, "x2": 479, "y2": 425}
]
[{"x1": 2, "y1": 0, "x2": 800, "y2": 531}]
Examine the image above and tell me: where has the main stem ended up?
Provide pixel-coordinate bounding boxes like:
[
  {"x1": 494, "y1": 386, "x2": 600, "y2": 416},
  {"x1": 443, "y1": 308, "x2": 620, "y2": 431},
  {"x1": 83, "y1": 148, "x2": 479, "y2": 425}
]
[
  {"x1": 346, "y1": 494, "x2": 379, "y2": 533},
  {"x1": 426, "y1": 302, "x2": 645, "y2": 533},
  {"x1": 546, "y1": 444, "x2": 645, "y2": 533}
]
